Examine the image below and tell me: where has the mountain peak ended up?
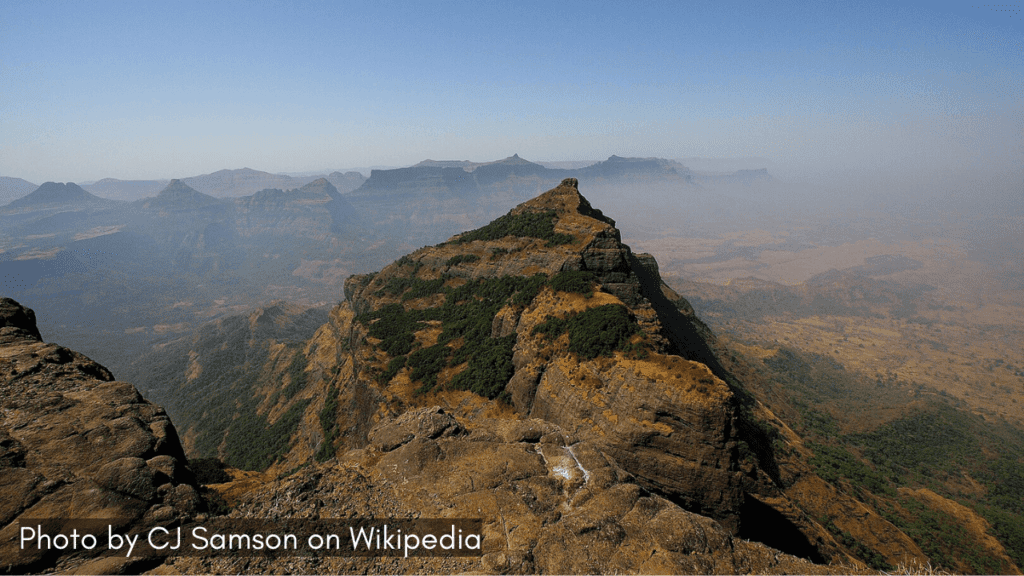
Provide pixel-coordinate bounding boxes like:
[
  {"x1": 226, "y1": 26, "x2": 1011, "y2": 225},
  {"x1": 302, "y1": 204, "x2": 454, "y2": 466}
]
[
  {"x1": 143, "y1": 179, "x2": 222, "y2": 209},
  {"x1": 515, "y1": 177, "x2": 615, "y2": 226},
  {"x1": 6, "y1": 181, "x2": 101, "y2": 209}
]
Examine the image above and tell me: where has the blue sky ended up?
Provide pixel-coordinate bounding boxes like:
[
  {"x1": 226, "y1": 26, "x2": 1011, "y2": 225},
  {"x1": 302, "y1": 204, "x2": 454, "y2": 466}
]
[{"x1": 1, "y1": 0, "x2": 1021, "y2": 184}]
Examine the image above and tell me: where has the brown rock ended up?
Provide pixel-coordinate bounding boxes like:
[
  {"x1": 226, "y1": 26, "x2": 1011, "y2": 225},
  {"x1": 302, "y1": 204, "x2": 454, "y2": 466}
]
[{"x1": 0, "y1": 299, "x2": 203, "y2": 573}]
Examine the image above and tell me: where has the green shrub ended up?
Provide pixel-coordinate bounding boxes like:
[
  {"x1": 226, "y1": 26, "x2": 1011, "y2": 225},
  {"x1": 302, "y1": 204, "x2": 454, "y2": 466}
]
[
  {"x1": 314, "y1": 384, "x2": 340, "y2": 462},
  {"x1": 549, "y1": 270, "x2": 597, "y2": 296},
  {"x1": 377, "y1": 354, "x2": 407, "y2": 385},
  {"x1": 446, "y1": 253, "x2": 481, "y2": 266},
  {"x1": 807, "y1": 442, "x2": 894, "y2": 495},
  {"x1": 281, "y1": 351, "x2": 308, "y2": 400},
  {"x1": 532, "y1": 304, "x2": 639, "y2": 359},
  {"x1": 223, "y1": 398, "x2": 311, "y2": 471},
  {"x1": 567, "y1": 305, "x2": 638, "y2": 359},
  {"x1": 453, "y1": 209, "x2": 573, "y2": 245},
  {"x1": 532, "y1": 315, "x2": 568, "y2": 338},
  {"x1": 189, "y1": 457, "x2": 231, "y2": 484},
  {"x1": 408, "y1": 345, "x2": 451, "y2": 390},
  {"x1": 511, "y1": 274, "x2": 547, "y2": 307},
  {"x1": 448, "y1": 335, "x2": 516, "y2": 399}
]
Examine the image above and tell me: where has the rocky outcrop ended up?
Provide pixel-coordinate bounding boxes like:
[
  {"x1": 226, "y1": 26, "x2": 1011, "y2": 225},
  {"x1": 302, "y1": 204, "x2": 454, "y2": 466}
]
[
  {"x1": 0, "y1": 298, "x2": 202, "y2": 574},
  {"x1": 169, "y1": 407, "x2": 863, "y2": 575}
]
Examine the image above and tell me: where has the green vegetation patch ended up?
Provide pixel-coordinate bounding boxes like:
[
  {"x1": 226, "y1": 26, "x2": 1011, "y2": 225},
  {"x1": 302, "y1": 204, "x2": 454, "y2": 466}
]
[
  {"x1": 877, "y1": 495, "x2": 1007, "y2": 574},
  {"x1": 189, "y1": 457, "x2": 232, "y2": 484},
  {"x1": 533, "y1": 304, "x2": 640, "y2": 359},
  {"x1": 453, "y1": 209, "x2": 573, "y2": 246},
  {"x1": 315, "y1": 384, "x2": 341, "y2": 462},
  {"x1": 980, "y1": 506, "x2": 1024, "y2": 569},
  {"x1": 408, "y1": 344, "x2": 451, "y2": 391},
  {"x1": 375, "y1": 276, "x2": 447, "y2": 300},
  {"x1": 549, "y1": 270, "x2": 597, "y2": 296},
  {"x1": 807, "y1": 442, "x2": 894, "y2": 496},
  {"x1": 445, "y1": 253, "x2": 480, "y2": 266},
  {"x1": 357, "y1": 303, "x2": 440, "y2": 357},
  {"x1": 223, "y1": 398, "x2": 311, "y2": 471},
  {"x1": 448, "y1": 334, "x2": 516, "y2": 401},
  {"x1": 357, "y1": 274, "x2": 554, "y2": 400},
  {"x1": 822, "y1": 520, "x2": 892, "y2": 571},
  {"x1": 281, "y1": 351, "x2": 308, "y2": 400},
  {"x1": 853, "y1": 403, "x2": 978, "y2": 482}
]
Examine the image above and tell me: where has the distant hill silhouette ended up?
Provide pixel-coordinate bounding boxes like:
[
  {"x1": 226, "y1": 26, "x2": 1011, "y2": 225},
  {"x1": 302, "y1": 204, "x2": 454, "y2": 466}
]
[
  {"x1": 0, "y1": 176, "x2": 38, "y2": 206},
  {"x1": 4, "y1": 182, "x2": 105, "y2": 210},
  {"x1": 139, "y1": 179, "x2": 224, "y2": 210},
  {"x1": 83, "y1": 177, "x2": 169, "y2": 201}
]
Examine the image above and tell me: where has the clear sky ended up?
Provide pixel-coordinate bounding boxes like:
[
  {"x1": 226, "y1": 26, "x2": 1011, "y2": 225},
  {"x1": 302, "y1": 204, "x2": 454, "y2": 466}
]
[{"x1": 1, "y1": 0, "x2": 1021, "y2": 185}]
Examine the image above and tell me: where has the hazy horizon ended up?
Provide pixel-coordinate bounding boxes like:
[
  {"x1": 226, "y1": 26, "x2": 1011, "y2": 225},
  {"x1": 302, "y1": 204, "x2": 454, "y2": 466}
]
[{"x1": 2, "y1": 0, "x2": 1020, "y2": 198}]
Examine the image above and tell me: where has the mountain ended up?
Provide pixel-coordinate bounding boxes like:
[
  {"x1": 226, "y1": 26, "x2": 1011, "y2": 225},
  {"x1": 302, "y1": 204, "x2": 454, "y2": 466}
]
[
  {"x1": 138, "y1": 179, "x2": 225, "y2": 211},
  {"x1": 578, "y1": 155, "x2": 691, "y2": 181},
  {"x1": 180, "y1": 168, "x2": 327, "y2": 198},
  {"x1": 81, "y1": 170, "x2": 367, "y2": 202},
  {"x1": 345, "y1": 154, "x2": 705, "y2": 244},
  {"x1": 150, "y1": 178, "x2": 936, "y2": 573},
  {"x1": 123, "y1": 302, "x2": 330, "y2": 468},
  {"x1": 83, "y1": 177, "x2": 170, "y2": 201},
  {"x1": 0, "y1": 298, "x2": 206, "y2": 574},
  {"x1": 0, "y1": 176, "x2": 38, "y2": 206},
  {"x1": 324, "y1": 170, "x2": 366, "y2": 193},
  {"x1": 3, "y1": 182, "x2": 106, "y2": 210}
]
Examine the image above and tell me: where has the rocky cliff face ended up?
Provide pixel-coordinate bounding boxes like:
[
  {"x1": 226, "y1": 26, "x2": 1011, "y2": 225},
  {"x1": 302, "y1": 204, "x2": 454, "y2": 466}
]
[
  {"x1": 212, "y1": 178, "x2": 925, "y2": 572},
  {"x1": 0, "y1": 298, "x2": 203, "y2": 574},
  {"x1": 329, "y1": 180, "x2": 748, "y2": 526}
]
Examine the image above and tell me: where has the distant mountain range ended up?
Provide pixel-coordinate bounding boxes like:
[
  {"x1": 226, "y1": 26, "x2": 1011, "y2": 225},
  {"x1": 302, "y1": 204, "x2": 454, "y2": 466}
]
[
  {"x1": 5, "y1": 155, "x2": 773, "y2": 204},
  {"x1": 75, "y1": 168, "x2": 367, "y2": 202}
]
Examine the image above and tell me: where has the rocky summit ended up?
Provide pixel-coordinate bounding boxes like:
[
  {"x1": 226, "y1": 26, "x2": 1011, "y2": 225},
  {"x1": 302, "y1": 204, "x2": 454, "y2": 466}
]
[
  {"x1": 0, "y1": 298, "x2": 203, "y2": 574},
  {"x1": 160, "y1": 178, "x2": 923, "y2": 573}
]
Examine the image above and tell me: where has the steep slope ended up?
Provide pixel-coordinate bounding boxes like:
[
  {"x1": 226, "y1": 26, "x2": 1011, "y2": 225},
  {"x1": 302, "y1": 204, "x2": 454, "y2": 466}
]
[
  {"x1": 126, "y1": 302, "x2": 330, "y2": 469},
  {"x1": 0, "y1": 298, "x2": 204, "y2": 574}
]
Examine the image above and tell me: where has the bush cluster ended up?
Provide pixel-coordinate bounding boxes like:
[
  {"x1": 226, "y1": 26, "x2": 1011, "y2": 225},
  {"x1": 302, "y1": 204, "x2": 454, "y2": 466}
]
[
  {"x1": 314, "y1": 384, "x2": 340, "y2": 462},
  {"x1": 548, "y1": 270, "x2": 597, "y2": 296},
  {"x1": 357, "y1": 275, "x2": 551, "y2": 399},
  {"x1": 189, "y1": 457, "x2": 232, "y2": 484},
  {"x1": 807, "y1": 441, "x2": 894, "y2": 496},
  {"x1": 533, "y1": 304, "x2": 640, "y2": 359},
  {"x1": 223, "y1": 398, "x2": 311, "y2": 471},
  {"x1": 452, "y1": 209, "x2": 573, "y2": 246},
  {"x1": 445, "y1": 253, "x2": 480, "y2": 266}
]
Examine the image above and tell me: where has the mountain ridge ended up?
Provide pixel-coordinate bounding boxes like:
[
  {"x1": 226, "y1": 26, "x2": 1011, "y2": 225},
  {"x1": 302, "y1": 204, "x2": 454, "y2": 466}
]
[{"x1": 156, "y1": 178, "x2": 928, "y2": 572}]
